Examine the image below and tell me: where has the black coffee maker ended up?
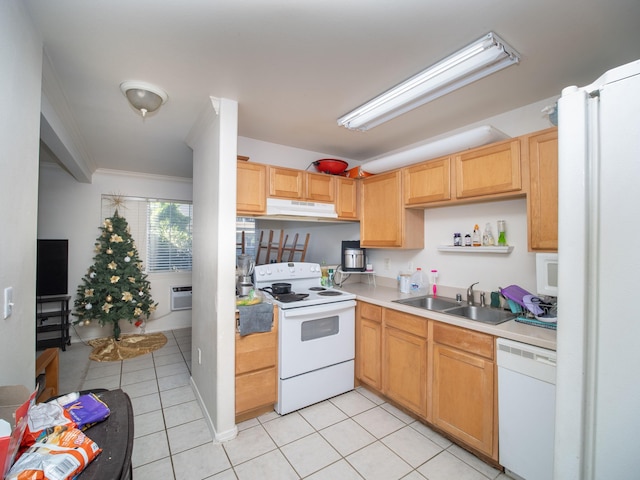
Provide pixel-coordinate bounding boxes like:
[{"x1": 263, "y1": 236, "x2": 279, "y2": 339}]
[{"x1": 341, "y1": 240, "x2": 366, "y2": 272}]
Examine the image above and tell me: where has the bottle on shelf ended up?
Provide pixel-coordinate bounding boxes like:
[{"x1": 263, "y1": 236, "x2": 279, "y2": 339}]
[
  {"x1": 464, "y1": 232, "x2": 472, "y2": 246},
  {"x1": 497, "y1": 220, "x2": 507, "y2": 246},
  {"x1": 482, "y1": 222, "x2": 495, "y2": 246},
  {"x1": 472, "y1": 224, "x2": 482, "y2": 247}
]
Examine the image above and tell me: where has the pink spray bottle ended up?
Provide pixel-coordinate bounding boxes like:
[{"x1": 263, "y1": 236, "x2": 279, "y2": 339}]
[{"x1": 430, "y1": 269, "x2": 438, "y2": 296}]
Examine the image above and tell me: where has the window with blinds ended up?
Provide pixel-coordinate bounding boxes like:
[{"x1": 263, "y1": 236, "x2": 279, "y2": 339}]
[{"x1": 101, "y1": 196, "x2": 193, "y2": 273}]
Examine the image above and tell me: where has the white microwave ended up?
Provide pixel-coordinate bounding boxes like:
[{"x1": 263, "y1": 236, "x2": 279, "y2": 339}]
[{"x1": 536, "y1": 253, "x2": 558, "y2": 297}]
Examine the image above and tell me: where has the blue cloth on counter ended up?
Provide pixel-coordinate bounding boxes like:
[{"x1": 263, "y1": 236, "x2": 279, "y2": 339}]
[
  {"x1": 515, "y1": 316, "x2": 557, "y2": 330},
  {"x1": 238, "y1": 302, "x2": 274, "y2": 336}
]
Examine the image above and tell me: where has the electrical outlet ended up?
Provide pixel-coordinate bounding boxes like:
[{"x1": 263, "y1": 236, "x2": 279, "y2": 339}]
[
  {"x1": 408, "y1": 261, "x2": 414, "y2": 272},
  {"x1": 3, "y1": 287, "x2": 13, "y2": 319},
  {"x1": 384, "y1": 258, "x2": 391, "y2": 271},
  {"x1": 197, "y1": 347, "x2": 202, "y2": 365}
]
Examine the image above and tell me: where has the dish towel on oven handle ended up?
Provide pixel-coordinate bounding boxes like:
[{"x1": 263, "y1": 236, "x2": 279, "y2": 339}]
[{"x1": 238, "y1": 302, "x2": 274, "y2": 336}]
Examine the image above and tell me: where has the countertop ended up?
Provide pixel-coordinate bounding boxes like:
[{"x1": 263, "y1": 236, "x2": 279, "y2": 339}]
[{"x1": 339, "y1": 283, "x2": 557, "y2": 351}]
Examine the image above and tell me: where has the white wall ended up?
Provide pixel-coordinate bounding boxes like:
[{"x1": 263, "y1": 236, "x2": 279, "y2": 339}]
[
  {"x1": 37, "y1": 165, "x2": 193, "y2": 341},
  {"x1": 0, "y1": 1, "x2": 42, "y2": 387},
  {"x1": 188, "y1": 98, "x2": 238, "y2": 441},
  {"x1": 238, "y1": 136, "x2": 359, "y2": 171}
]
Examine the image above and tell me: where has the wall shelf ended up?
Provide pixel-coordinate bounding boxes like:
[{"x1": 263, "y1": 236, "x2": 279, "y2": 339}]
[{"x1": 438, "y1": 245, "x2": 514, "y2": 254}]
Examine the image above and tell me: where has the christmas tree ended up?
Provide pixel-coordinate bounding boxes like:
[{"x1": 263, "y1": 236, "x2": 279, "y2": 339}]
[{"x1": 73, "y1": 209, "x2": 157, "y2": 339}]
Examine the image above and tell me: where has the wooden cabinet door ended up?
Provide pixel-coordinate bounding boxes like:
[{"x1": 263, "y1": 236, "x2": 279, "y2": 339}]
[
  {"x1": 235, "y1": 310, "x2": 278, "y2": 420},
  {"x1": 432, "y1": 343, "x2": 495, "y2": 458},
  {"x1": 268, "y1": 166, "x2": 305, "y2": 199},
  {"x1": 356, "y1": 302, "x2": 382, "y2": 390},
  {"x1": 404, "y1": 157, "x2": 451, "y2": 205},
  {"x1": 361, "y1": 170, "x2": 424, "y2": 248},
  {"x1": 306, "y1": 172, "x2": 335, "y2": 202},
  {"x1": 236, "y1": 367, "x2": 277, "y2": 414},
  {"x1": 336, "y1": 177, "x2": 358, "y2": 219},
  {"x1": 455, "y1": 139, "x2": 521, "y2": 199},
  {"x1": 237, "y1": 161, "x2": 266, "y2": 214},
  {"x1": 527, "y1": 128, "x2": 558, "y2": 251},
  {"x1": 383, "y1": 326, "x2": 427, "y2": 418}
]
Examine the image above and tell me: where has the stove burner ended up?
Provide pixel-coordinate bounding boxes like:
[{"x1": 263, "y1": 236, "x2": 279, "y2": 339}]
[
  {"x1": 309, "y1": 287, "x2": 326, "y2": 291},
  {"x1": 316, "y1": 290, "x2": 343, "y2": 296},
  {"x1": 272, "y1": 293, "x2": 309, "y2": 303}
]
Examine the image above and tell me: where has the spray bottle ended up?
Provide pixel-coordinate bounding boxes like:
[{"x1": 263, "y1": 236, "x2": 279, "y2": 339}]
[{"x1": 430, "y1": 269, "x2": 438, "y2": 296}]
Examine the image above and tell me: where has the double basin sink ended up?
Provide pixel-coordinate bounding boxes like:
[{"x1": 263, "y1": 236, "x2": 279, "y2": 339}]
[{"x1": 392, "y1": 295, "x2": 515, "y2": 325}]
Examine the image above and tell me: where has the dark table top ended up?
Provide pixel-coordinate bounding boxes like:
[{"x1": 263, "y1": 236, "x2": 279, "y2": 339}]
[{"x1": 76, "y1": 389, "x2": 133, "y2": 480}]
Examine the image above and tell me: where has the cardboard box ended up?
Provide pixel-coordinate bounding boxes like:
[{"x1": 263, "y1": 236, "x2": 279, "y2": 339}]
[{"x1": 0, "y1": 385, "x2": 36, "y2": 477}]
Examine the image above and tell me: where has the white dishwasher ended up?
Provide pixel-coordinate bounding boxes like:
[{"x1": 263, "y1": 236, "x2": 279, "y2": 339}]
[{"x1": 497, "y1": 338, "x2": 556, "y2": 480}]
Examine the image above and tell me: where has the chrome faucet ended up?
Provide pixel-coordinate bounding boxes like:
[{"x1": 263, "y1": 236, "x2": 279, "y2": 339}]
[{"x1": 467, "y1": 282, "x2": 479, "y2": 305}]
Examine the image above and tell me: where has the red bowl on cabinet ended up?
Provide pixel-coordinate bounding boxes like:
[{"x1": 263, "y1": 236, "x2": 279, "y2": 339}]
[{"x1": 313, "y1": 159, "x2": 348, "y2": 175}]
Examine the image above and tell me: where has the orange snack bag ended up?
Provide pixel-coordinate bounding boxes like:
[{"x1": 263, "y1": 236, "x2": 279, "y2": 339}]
[{"x1": 6, "y1": 425, "x2": 101, "y2": 480}]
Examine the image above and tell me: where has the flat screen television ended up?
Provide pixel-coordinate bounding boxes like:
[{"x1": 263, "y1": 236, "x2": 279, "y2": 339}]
[{"x1": 36, "y1": 239, "x2": 68, "y2": 297}]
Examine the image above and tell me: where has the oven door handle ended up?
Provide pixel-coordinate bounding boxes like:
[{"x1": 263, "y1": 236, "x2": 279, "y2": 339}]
[{"x1": 281, "y1": 300, "x2": 356, "y2": 319}]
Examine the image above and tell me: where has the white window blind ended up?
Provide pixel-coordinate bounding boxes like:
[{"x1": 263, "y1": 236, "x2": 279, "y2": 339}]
[
  {"x1": 101, "y1": 196, "x2": 192, "y2": 273},
  {"x1": 147, "y1": 201, "x2": 193, "y2": 272}
]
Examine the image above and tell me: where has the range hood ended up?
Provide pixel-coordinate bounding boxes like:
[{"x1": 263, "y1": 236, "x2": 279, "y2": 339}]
[{"x1": 265, "y1": 198, "x2": 338, "y2": 219}]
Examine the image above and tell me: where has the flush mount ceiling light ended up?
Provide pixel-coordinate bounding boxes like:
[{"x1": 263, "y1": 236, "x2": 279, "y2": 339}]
[
  {"x1": 120, "y1": 81, "x2": 168, "y2": 118},
  {"x1": 337, "y1": 32, "x2": 520, "y2": 131}
]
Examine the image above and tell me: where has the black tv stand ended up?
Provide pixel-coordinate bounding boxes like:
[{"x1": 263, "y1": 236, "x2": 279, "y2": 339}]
[{"x1": 36, "y1": 295, "x2": 71, "y2": 351}]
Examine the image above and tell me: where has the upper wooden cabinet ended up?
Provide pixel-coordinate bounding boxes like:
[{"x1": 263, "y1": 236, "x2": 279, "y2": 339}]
[
  {"x1": 360, "y1": 170, "x2": 424, "y2": 248},
  {"x1": 306, "y1": 171, "x2": 335, "y2": 202},
  {"x1": 404, "y1": 157, "x2": 452, "y2": 205},
  {"x1": 268, "y1": 166, "x2": 336, "y2": 202},
  {"x1": 336, "y1": 176, "x2": 358, "y2": 219},
  {"x1": 268, "y1": 166, "x2": 305, "y2": 200},
  {"x1": 454, "y1": 138, "x2": 522, "y2": 200},
  {"x1": 237, "y1": 161, "x2": 267, "y2": 214},
  {"x1": 526, "y1": 128, "x2": 558, "y2": 251}
]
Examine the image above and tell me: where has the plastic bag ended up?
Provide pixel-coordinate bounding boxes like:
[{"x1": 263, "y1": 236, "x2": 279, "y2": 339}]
[
  {"x1": 6, "y1": 425, "x2": 101, "y2": 480},
  {"x1": 62, "y1": 393, "x2": 110, "y2": 431}
]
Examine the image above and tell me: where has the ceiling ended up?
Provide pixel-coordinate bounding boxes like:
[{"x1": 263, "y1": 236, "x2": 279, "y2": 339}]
[{"x1": 25, "y1": 0, "x2": 640, "y2": 179}]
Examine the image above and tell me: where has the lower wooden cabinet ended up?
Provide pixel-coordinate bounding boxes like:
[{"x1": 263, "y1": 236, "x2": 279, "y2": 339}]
[
  {"x1": 235, "y1": 309, "x2": 278, "y2": 422},
  {"x1": 354, "y1": 302, "x2": 498, "y2": 461},
  {"x1": 383, "y1": 324, "x2": 428, "y2": 418},
  {"x1": 431, "y1": 322, "x2": 497, "y2": 459},
  {"x1": 356, "y1": 302, "x2": 383, "y2": 390}
]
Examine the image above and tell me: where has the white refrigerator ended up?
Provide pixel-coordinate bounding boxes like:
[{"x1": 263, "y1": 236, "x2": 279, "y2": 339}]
[{"x1": 555, "y1": 59, "x2": 640, "y2": 479}]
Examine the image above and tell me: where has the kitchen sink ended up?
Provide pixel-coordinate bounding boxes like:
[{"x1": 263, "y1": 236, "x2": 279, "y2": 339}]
[
  {"x1": 442, "y1": 305, "x2": 516, "y2": 325},
  {"x1": 393, "y1": 295, "x2": 516, "y2": 325},
  {"x1": 393, "y1": 295, "x2": 460, "y2": 311}
]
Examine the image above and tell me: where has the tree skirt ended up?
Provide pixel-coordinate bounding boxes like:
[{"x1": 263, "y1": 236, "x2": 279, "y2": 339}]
[{"x1": 89, "y1": 332, "x2": 168, "y2": 362}]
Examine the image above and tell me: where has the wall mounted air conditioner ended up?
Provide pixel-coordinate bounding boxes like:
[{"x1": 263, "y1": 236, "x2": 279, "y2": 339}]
[{"x1": 170, "y1": 285, "x2": 192, "y2": 311}]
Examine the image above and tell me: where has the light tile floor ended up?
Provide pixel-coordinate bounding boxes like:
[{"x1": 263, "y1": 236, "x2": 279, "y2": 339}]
[{"x1": 57, "y1": 328, "x2": 514, "y2": 480}]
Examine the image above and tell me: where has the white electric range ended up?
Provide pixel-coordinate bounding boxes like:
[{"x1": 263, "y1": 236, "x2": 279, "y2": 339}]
[{"x1": 254, "y1": 262, "x2": 356, "y2": 415}]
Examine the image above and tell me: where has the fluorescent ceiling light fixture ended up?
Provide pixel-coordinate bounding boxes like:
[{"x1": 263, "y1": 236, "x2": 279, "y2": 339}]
[{"x1": 337, "y1": 32, "x2": 520, "y2": 131}]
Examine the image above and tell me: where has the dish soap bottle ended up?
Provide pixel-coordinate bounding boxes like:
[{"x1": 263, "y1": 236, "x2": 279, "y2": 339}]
[
  {"x1": 472, "y1": 224, "x2": 482, "y2": 247},
  {"x1": 482, "y1": 222, "x2": 495, "y2": 246}
]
